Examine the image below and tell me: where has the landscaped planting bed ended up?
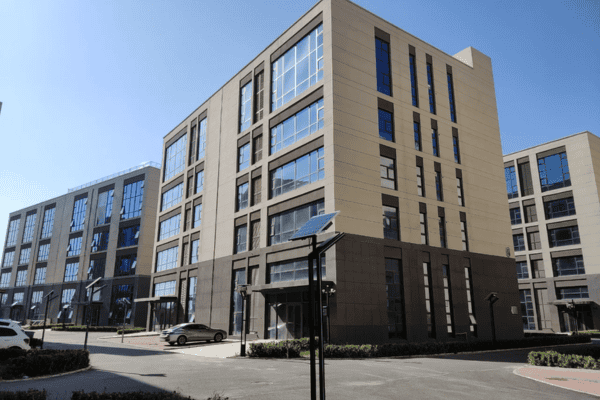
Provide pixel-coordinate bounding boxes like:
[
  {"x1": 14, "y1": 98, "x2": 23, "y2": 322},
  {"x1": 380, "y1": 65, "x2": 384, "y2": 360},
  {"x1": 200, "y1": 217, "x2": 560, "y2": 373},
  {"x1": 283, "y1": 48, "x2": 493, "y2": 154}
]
[
  {"x1": 528, "y1": 343, "x2": 600, "y2": 369},
  {"x1": 0, "y1": 349, "x2": 89, "y2": 380},
  {"x1": 0, "y1": 389, "x2": 47, "y2": 400},
  {"x1": 249, "y1": 334, "x2": 592, "y2": 358},
  {"x1": 49, "y1": 325, "x2": 146, "y2": 335}
]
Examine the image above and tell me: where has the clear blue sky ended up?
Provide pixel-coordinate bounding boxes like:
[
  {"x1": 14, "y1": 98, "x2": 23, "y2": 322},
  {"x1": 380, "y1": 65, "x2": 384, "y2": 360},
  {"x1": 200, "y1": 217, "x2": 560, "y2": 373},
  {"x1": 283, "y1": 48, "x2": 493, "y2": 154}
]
[{"x1": 0, "y1": 0, "x2": 598, "y2": 248}]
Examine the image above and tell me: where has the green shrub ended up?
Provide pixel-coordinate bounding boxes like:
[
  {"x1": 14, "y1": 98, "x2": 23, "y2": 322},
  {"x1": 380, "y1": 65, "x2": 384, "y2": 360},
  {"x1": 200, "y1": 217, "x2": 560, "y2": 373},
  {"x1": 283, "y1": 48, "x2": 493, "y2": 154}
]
[
  {"x1": 248, "y1": 341, "x2": 301, "y2": 358},
  {"x1": 0, "y1": 390, "x2": 47, "y2": 399},
  {"x1": 29, "y1": 338, "x2": 42, "y2": 349},
  {"x1": 25, "y1": 324, "x2": 74, "y2": 330},
  {"x1": 115, "y1": 328, "x2": 146, "y2": 335},
  {"x1": 528, "y1": 350, "x2": 600, "y2": 369},
  {"x1": 0, "y1": 350, "x2": 89, "y2": 380},
  {"x1": 70, "y1": 391, "x2": 193, "y2": 399}
]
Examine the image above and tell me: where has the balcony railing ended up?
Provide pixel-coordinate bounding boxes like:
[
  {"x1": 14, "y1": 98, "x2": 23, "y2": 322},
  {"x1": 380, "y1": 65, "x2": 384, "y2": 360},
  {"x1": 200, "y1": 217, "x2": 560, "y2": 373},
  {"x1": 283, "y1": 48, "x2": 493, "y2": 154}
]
[{"x1": 67, "y1": 161, "x2": 161, "y2": 193}]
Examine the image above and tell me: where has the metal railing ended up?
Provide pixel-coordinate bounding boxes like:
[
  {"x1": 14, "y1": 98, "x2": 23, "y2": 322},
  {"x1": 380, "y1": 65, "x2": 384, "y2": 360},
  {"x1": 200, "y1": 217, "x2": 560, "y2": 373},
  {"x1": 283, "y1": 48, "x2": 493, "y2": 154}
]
[{"x1": 67, "y1": 161, "x2": 161, "y2": 193}]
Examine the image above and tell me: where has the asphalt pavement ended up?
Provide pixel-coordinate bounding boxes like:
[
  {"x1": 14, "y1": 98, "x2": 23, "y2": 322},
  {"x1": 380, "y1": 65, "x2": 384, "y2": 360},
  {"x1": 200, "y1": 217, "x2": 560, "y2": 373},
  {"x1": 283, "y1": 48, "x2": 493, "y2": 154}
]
[{"x1": 1, "y1": 330, "x2": 598, "y2": 400}]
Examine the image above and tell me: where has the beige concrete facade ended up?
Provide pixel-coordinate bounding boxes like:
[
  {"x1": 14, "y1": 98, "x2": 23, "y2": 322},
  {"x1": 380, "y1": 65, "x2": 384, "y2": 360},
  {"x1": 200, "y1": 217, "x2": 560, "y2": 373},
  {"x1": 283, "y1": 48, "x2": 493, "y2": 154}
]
[
  {"x1": 149, "y1": 0, "x2": 522, "y2": 343},
  {"x1": 504, "y1": 131, "x2": 600, "y2": 333},
  {"x1": 0, "y1": 164, "x2": 160, "y2": 327}
]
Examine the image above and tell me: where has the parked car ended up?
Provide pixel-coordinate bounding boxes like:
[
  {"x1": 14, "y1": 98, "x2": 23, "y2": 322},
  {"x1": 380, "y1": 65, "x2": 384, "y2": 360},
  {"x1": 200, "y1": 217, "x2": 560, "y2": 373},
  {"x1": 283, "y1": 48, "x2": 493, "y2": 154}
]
[
  {"x1": 0, "y1": 325, "x2": 31, "y2": 350},
  {"x1": 159, "y1": 323, "x2": 227, "y2": 345}
]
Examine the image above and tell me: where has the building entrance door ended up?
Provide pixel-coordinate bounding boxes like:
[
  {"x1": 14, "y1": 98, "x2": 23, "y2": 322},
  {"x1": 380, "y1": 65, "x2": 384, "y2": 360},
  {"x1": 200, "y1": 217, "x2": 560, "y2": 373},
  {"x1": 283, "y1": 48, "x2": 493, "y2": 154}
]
[
  {"x1": 267, "y1": 292, "x2": 306, "y2": 340},
  {"x1": 560, "y1": 305, "x2": 594, "y2": 332}
]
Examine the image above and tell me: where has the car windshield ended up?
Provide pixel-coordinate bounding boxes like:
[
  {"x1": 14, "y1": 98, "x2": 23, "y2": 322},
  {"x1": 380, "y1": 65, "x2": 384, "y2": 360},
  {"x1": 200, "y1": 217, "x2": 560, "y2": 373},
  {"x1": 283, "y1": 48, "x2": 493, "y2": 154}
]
[{"x1": 169, "y1": 324, "x2": 189, "y2": 330}]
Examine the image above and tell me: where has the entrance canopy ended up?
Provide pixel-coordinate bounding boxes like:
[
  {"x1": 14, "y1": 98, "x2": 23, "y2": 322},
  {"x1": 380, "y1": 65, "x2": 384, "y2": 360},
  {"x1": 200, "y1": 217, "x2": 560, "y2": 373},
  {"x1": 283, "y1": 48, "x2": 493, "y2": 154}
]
[
  {"x1": 134, "y1": 295, "x2": 177, "y2": 303},
  {"x1": 550, "y1": 299, "x2": 594, "y2": 306},
  {"x1": 252, "y1": 280, "x2": 334, "y2": 293}
]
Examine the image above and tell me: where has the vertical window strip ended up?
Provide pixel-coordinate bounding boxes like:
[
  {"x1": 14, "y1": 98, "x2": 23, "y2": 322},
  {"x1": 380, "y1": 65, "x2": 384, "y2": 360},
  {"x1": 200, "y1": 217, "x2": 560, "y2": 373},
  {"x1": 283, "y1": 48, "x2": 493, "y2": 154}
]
[
  {"x1": 423, "y1": 262, "x2": 435, "y2": 338},
  {"x1": 235, "y1": 224, "x2": 247, "y2": 254},
  {"x1": 189, "y1": 125, "x2": 197, "y2": 165},
  {"x1": 198, "y1": 118, "x2": 207, "y2": 160},
  {"x1": 409, "y1": 54, "x2": 418, "y2": 106},
  {"x1": 447, "y1": 72, "x2": 457, "y2": 122},
  {"x1": 37, "y1": 244, "x2": 50, "y2": 261},
  {"x1": 121, "y1": 180, "x2": 144, "y2": 219},
  {"x1": 254, "y1": 72, "x2": 264, "y2": 123},
  {"x1": 195, "y1": 170, "x2": 204, "y2": 194},
  {"x1": 505, "y1": 166, "x2": 518, "y2": 199},
  {"x1": 237, "y1": 183, "x2": 249, "y2": 211},
  {"x1": 240, "y1": 81, "x2": 252, "y2": 132},
  {"x1": 251, "y1": 220, "x2": 260, "y2": 250},
  {"x1": 439, "y1": 216, "x2": 446, "y2": 248},
  {"x1": 3, "y1": 251, "x2": 14, "y2": 267},
  {"x1": 5, "y1": 219, "x2": 20, "y2": 247},
  {"x1": 432, "y1": 128, "x2": 439, "y2": 157},
  {"x1": 22, "y1": 214, "x2": 36, "y2": 243},
  {"x1": 41, "y1": 208, "x2": 56, "y2": 239},
  {"x1": 378, "y1": 109, "x2": 394, "y2": 142},
  {"x1": 380, "y1": 156, "x2": 396, "y2": 190},
  {"x1": 442, "y1": 265, "x2": 454, "y2": 335},
  {"x1": 238, "y1": 143, "x2": 250, "y2": 172},
  {"x1": 427, "y1": 62, "x2": 436, "y2": 114},
  {"x1": 386, "y1": 258, "x2": 406, "y2": 338},
  {"x1": 34, "y1": 267, "x2": 46, "y2": 284},
  {"x1": 417, "y1": 166, "x2": 425, "y2": 197},
  {"x1": 383, "y1": 206, "x2": 399, "y2": 240},
  {"x1": 420, "y1": 212, "x2": 428, "y2": 245},
  {"x1": 71, "y1": 198, "x2": 87, "y2": 232},
  {"x1": 460, "y1": 221, "x2": 469, "y2": 251},
  {"x1": 252, "y1": 176, "x2": 262, "y2": 206},
  {"x1": 414, "y1": 121, "x2": 421, "y2": 151},
  {"x1": 464, "y1": 266, "x2": 477, "y2": 336},
  {"x1": 191, "y1": 239, "x2": 199, "y2": 264},
  {"x1": 164, "y1": 135, "x2": 187, "y2": 181},
  {"x1": 457, "y1": 178, "x2": 465, "y2": 206},
  {"x1": 453, "y1": 136, "x2": 460, "y2": 164},
  {"x1": 193, "y1": 204, "x2": 202, "y2": 228},
  {"x1": 520, "y1": 289, "x2": 536, "y2": 330},
  {"x1": 375, "y1": 38, "x2": 392, "y2": 96},
  {"x1": 64, "y1": 262, "x2": 79, "y2": 282},
  {"x1": 435, "y1": 171, "x2": 443, "y2": 201}
]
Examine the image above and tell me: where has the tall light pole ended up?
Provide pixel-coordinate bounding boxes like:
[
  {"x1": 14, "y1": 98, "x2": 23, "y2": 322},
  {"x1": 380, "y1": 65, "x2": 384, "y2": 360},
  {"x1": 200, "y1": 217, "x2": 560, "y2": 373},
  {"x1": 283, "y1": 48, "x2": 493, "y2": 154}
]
[
  {"x1": 41, "y1": 290, "x2": 57, "y2": 350},
  {"x1": 485, "y1": 292, "x2": 499, "y2": 346},
  {"x1": 236, "y1": 285, "x2": 249, "y2": 356},
  {"x1": 121, "y1": 298, "x2": 131, "y2": 343},
  {"x1": 84, "y1": 277, "x2": 105, "y2": 351}
]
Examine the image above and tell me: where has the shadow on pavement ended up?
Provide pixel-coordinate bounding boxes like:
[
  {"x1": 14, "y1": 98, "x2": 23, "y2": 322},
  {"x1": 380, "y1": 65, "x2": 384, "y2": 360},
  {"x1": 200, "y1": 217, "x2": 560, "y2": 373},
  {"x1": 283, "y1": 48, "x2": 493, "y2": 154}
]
[{"x1": 41, "y1": 340, "x2": 168, "y2": 357}]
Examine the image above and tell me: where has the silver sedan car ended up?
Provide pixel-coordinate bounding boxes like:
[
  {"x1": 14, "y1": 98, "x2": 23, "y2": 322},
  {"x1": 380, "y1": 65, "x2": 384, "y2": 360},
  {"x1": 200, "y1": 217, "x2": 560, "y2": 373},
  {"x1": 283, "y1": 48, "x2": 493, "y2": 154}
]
[{"x1": 159, "y1": 323, "x2": 227, "y2": 346}]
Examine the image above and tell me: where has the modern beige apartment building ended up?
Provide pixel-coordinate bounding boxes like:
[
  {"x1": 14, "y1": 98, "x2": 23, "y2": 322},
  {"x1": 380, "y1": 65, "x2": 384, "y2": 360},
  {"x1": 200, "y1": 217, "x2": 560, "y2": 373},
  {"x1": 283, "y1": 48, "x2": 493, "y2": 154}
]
[
  {"x1": 504, "y1": 131, "x2": 600, "y2": 333},
  {"x1": 145, "y1": 0, "x2": 523, "y2": 343},
  {"x1": 0, "y1": 163, "x2": 160, "y2": 327}
]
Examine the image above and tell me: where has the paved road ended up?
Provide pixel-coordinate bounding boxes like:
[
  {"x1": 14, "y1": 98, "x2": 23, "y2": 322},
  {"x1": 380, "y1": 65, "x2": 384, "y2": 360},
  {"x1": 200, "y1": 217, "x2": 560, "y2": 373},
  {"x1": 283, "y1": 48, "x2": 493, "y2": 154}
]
[{"x1": 2, "y1": 330, "x2": 596, "y2": 400}]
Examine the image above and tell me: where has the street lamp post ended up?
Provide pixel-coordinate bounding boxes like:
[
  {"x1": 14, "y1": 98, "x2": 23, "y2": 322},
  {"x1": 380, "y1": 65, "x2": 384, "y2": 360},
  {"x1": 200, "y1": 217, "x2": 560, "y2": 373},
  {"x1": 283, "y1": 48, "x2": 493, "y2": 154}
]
[
  {"x1": 41, "y1": 291, "x2": 57, "y2": 350},
  {"x1": 235, "y1": 285, "x2": 249, "y2": 356},
  {"x1": 485, "y1": 292, "x2": 499, "y2": 346},
  {"x1": 566, "y1": 299, "x2": 579, "y2": 334},
  {"x1": 322, "y1": 285, "x2": 336, "y2": 343},
  {"x1": 121, "y1": 298, "x2": 131, "y2": 343},
  {"x1": 84, "y1": 277, "x2": 105, "y2": 351}
]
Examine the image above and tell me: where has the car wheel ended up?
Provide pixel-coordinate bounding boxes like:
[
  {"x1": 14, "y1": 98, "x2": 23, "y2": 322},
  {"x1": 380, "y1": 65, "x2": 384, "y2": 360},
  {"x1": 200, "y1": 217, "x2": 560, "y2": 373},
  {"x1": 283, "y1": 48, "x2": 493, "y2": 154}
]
[
  {"x1": 9, "y1": 346, "x2": 21, "y2": 350},
  {"x1": 214, "y1": 333, "x2": 223, "y2": 343},
  {"x1": 168, "y1": 342, "x2": 175, "y2": 346},
  {"x1": 177, "y1": 336, "x2": 187, "y2": 346}
]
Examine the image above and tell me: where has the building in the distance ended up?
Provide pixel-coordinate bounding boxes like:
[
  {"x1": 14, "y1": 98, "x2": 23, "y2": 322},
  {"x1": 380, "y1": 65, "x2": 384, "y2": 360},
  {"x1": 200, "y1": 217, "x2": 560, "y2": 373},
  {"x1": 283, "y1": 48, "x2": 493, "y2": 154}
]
[
  {"x1": 142, "y1": 0, "x2": 523, "y2": 343},
  {"x1": 503, "y1": 131, "x2": 600, "y2": 333},
  {"x1": 0, "y1": 162, "x2": 160, "y2": 327}
]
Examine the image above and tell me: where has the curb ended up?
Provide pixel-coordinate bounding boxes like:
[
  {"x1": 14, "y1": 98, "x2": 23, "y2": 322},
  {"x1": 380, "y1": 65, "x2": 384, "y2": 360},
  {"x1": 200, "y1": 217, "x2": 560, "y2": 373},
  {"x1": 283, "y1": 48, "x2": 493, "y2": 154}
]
[
  {"x1": 0, "y1": 365, "x2": 93, "y2": 383},
  {"x1": 513, "y1": 366, "x2": 600, "y2": 399}
]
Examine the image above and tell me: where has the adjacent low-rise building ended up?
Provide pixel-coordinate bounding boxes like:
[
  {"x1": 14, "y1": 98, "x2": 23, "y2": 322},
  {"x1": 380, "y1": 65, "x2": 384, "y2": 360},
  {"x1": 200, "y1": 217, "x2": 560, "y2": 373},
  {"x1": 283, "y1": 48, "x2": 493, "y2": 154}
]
[
  {"x1": 504, "y1": 131, "x2": 600, "y2": 333},
  {"x1": 0, "y1": 162, "x2": 160, "y2": 327},
  {"x1": 143, "y1": 0, "x2": 523, "y2": 343}
]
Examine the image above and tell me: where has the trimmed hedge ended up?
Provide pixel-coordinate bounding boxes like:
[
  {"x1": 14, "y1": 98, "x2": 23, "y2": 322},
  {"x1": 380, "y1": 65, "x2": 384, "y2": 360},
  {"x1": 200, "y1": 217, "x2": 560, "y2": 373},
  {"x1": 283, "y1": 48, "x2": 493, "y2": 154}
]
[
  {"x1": 249, "y1": 334, "x2": 592, "y2": 358},
  {"x1": 529, "y1": 350, "x2": 600, "y2": 369},
  {"x1": 50, "y1": 326, "x2": 146, "y2": 334},
  {"x1": 0, "y1": 390, "x2": 47, "y2": 400},
  {"x1": 116, "y1": 328, "x2": 146, "y2": 335},
  {"x1": 0, "y1": 349, "x2": 89, "y2": 380},
  {"x1": 71, "y1": 391, "x2": 194, "y2": 400},
  {"x1": 25, "y1": 324, "x2": 74, "y2": 330}
]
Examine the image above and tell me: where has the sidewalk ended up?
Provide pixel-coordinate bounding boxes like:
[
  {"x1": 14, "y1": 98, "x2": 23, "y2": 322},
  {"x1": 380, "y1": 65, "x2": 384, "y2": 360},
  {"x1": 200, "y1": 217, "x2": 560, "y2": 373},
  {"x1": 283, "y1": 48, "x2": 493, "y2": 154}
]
[{"x1": 515, "y1": 366, "x2": 600, "y2": 398}]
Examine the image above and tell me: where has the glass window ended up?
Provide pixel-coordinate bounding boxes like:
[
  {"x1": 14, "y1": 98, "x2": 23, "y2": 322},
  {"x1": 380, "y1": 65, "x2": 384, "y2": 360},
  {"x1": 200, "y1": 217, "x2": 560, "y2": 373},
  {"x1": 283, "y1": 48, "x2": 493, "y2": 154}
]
[
  {"x1": 198, "y1": 118, "x2": 207, "y2": 160},
  {"x1": 240, "y1": 81, "x2": 252, "y2": 132},
  {"x1": 538, "y1": 152, "x2": 570, "y2": 192},
  {"x1": 159, "y1": 215, "x2": 181, "y2": 241},
  {"x1": 235, "y1": 224, "x2": 247, "y2": 254},
  {"x1": 67, "y1": 236, "x2": 82, "y2": 257},
  {"x1": 3, "y1": 251, "x2": 14, "y2": 267},
  {"x1": 96, "y1": 190, "x2": 114, "y2": 225},
  {"x1": 18, "y1": 248, "x2": 31, "y2": 264},
  {"x1": 426, "y1": 62, "x2": 436, "y2": 114},
  {"x1": 380, "y1": 156, "x2": 395, "y2": 190},
  {"x1": 187, "y1": 174, "x2": 193, "y2": 200},
  {"x1": 516, "y1": 261, "x2": 529, "y2": 279},
  {"x1": 188, "y1": 276, "x2": 197, "y2": 323},
  {"x1": 269, "y1": 200, "x2": 325, "y2": 245},
  {"x1": 254, "y1": 72, "x2": 264, "y2": 123},
  {"x1": 409, "y1": 54, "x2": 418, "y2": 107},
  {"x1": 272, "y1": 24, "x2": 323, "y2": 110},
  {"x1": 548, "y1": 225, "x2": 580, "y2": 248},
  {"x1": 510, "y1": 207, "x2": 522, "y2": 225},
  {"x1": 270, "y1": 98, "x2": 324, "y2": 154},
  {"x1": 108, "y1": 284, "x2": 134, "y2": 325},
  {"x1": 114, "y1": 254, "x2": 136, "y2": 277},
  {"x1": 520, "y1": 289, "x2": 535, "y2": 330},
  {"x1": 253, "y1": 135, "x2": 263, "y2": 164},
  {"x1": 505, "y1": 166, "x2": 518, "y2": 199},
  {"x1": 532, "y1": 259, "x2": 546, "y2": 279},
  {"x1": 91, "y1": 231, "x2": 109, "y2": 252},
  {"x1": 414, "y1": 121, "x2": 421, "y2": 151},
  {"x1": 154, "y1": 280, "x2": 176, "y2": 296},
  {"x1": 378, "y1": 109, "x2": 394, "y2": 142},
  {"x1": 40, "y1": 208, "x2": 55, "y2": 239},
  {"x1": 268, "y1": 255, "x2": 325, "y2": 283},
  {"x1": 524, "y1": 204, "x2": 538, "y2": 223},
  {"x1": 417, "y1": 165, "x2": 425, "y2": 197},
  {"x1": 118, "y1": 225, "x2": 140, "y2": 247},
  {"x1": 34, "y1": 267, "x2": 46, "y2": 285},
  {"x1": 251, "y1": 220, "x2": 260, "y2": 250},
  {"x1": 164, "y1": 135, "x2": 187, "y2": 181},
  {"x1": 15, "y1": 270, "x2": 27, "y2": 286},
  {"x1": 453, "y1": 135, "x2": 460, "y2": 164},
  {"x1": 30, "y1": 291, "x2": 43, "y2": 318},
  {"x1": 189, "y1": 125, "x2": 197, "y2": 165},
  {"x1": 64, "y1": 261, "x2": 79, "y2": 282},
  {"x1": 528, "y1": 231, "x2": 542, "y2": 250},
  {"x1": 156, "y1": 247, "x2": 178, "y2": 272},
  {"x1": 22, "y1": 214, "x2": 36, "y2": 243},
  {"x1": 432, "y1": 128, "x2": 439, "y2": 157},
  {"x1": 383, "y1": 205, "x2": 399, "y2": 240},
  {"x1": 442, "y1": 265, "x2": 454, "y2": 335},
  {"x1": 71, "y1": 197, "x2": 87, "y2": 232},
  {"x1": 461, "y1": 220, "x2": 469, "y2": 251},
  {"x1": 121, "y1": 180, "x2": 144, "y2": 220},
  {"x1": 161, "y1": 183, "x2": 183, "y2": 211},
  {"x1": 193, "y1": 204, "x2": 202, "y2": 229},
  {"x1": 231, "y1": 269, "x2": 247, "y2": 335},
  {"x1": 456, "y1": 178, "x2": 465, "y2": 206},
  {"x1": 544, "y1": 197, "x2": 576, "y2": 219},
  {"x1": 237, "y1": 183, "x2": 249, "y2": 211},
  {"x1": 518, "y1": 162, "x2": 534, "y2": 196},
  {"x1": 1, "y1": 293, "x2": 7, "y2": 305},
  {"x1": 87, "y1": 258, "x2": 106, "y2": 280},
  {"x1": 439, "y1": 216, "x2": 447, "y2": 248},
  {"x1": 375, "y1": 37, "x2": 391, "y2": 96},
  {"x1": 435, "y1": 171, "x2": 443, "y2": 201},
  {"x1": 252, "y1": 176, "x2": 262, "y2": 206},
  {"x1": 37, "y1": 243, "x2": 50, "y2": 262},
  {"x1": 238, "y1": 143, "x2": 250, "y2": 172},
  {"x1": 195, "y1": 170, "x2": 204, "y2": 194},
  {"x1": 447, "y1": 72, "x2": 457, "y2": 122},
  {"x1": 420, "y1": 212, "x2": 428, "y2": 245},
  {"x1": 0, "y1": 272, "x2": 11, "y2": 288},
  {"x1": 191, "y1": 239, "x2": 199, "y2": 264},
  {"x1": 61, "y1": 288, "x2": 75, "y2": 306},
  {"x1": 557, "y1": 286, "x2": 589, "y2": 299},
  {"x1": 386, "y1": 258, "x2": 405, "y2": 338},
  {"x1": 464, "y1": 266, "x2": 477, "y2": 336},
  {"x1": 5, "y1": 219, "x2": 20, "y2": 247},
  {"x1": 513, "y1": 234, "x2": 526, "y2": 252},
  {"x1": 553, "y1": 255, "x2": 585, "y2": 276},
  {"x1": 270, "y1": 148, "x2": 325, "y2": 198},
  {"x1": 423, "y1": 262, "x2": 435, "y2": 338}
]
